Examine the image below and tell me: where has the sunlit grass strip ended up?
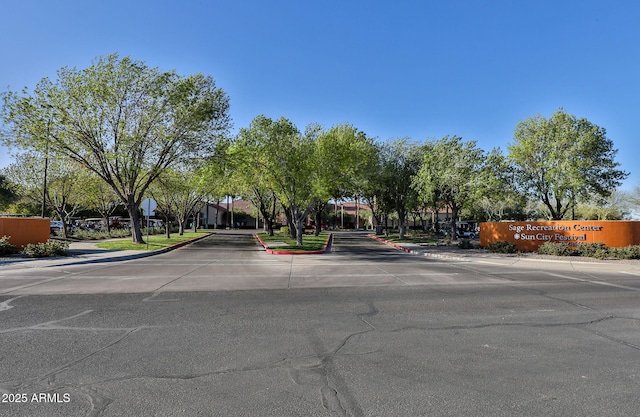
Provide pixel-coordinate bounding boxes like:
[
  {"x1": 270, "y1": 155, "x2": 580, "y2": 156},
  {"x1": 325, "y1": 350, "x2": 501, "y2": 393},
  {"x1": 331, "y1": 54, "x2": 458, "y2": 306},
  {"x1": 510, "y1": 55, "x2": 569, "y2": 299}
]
[
  {"x1": 257, "y1": 232, "x2": 330, "y2": 253},
  {"x1": 95, "y1": 232, "x2": 212, "y2": 251}
]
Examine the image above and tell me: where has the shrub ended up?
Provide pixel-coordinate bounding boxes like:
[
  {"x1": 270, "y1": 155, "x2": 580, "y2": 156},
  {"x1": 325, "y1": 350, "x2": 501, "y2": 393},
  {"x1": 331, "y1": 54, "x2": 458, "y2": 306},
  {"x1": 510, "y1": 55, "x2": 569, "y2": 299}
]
[
  {"x1": 592, "y1": 248, "x2": 611, "y2": 260},
  {"x1": 610, "y1": 245, "x2": 640, "y2": 260},
  {"x1": 486, "y1": 241, "x2": 517, "y2": 254},
  {"x1": 537, "y1": 242, "x2": 573, "y2": 257},
  {"x1": 71, "y1": 227, "x2": 170, "y2": 240},
  {"x1": 279, "y1": 226, "x2": 290, "y2": 236},
  {"x1": 534, "y1": 243, "x2": 640, "y2": 260},
  {"x1": 0, "y1": 235, "x2": 19, "y2": 255},
  {"x1": 574, "y1": 242, "x2": 609, "y2": 259},
  {"x1": 72, "y1": 229, "x2": 112, "y2": 240},
  {"x1": 22, "y1": 240, "x2": 69, "y2": 258},
  {"x1": 458, "y1": 238, "x2": 474, "y2": 249}
]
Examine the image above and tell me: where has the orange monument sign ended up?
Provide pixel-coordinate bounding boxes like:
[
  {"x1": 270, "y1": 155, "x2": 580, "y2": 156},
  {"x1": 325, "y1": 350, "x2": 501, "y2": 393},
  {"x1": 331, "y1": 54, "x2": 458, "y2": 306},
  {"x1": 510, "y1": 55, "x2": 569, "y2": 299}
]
[{"x1": 480, "y1": 220, "x2": 640, "y2": 252}]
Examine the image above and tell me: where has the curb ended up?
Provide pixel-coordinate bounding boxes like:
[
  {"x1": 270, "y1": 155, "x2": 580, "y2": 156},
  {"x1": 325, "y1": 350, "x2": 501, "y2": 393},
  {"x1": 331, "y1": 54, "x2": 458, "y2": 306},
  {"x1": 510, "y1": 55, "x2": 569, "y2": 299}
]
[
  {"x1": 368, "y1": 234, "x2": 413, "y2": 253},
  {"x1": 367, "y1": 233, "x2": 473, "y2": 261},
  {"x1": 255, "y1": 233, "x2": 332, "y2": 255}
]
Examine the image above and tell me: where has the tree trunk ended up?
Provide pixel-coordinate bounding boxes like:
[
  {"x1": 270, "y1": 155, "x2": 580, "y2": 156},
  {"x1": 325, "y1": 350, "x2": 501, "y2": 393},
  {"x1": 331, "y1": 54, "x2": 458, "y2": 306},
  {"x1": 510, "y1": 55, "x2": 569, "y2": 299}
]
[
  {"x1": 283, "y1": 206, "x2": 296, "y2": 240},
  {"x1": 104, "y1": 215, "x2": 111, "y2": 234},
  {"x1": 127, "y1": 196, "x2": 144, "y2": 244},
  {"x1": 164, "y1": 214, "x2": 171, "y2": 239},
  {"x1": 53, "y1": 208, "x2": 70, "y2": 239},
  {"x1": 314, "y1": 210, "x2": 322, "y2": 236},
  {"x1": 259, "y1": 210, "x2": 274, "y2": 236},
  {"x1": 295, "y1": 217, "x2": 304, "y2": 246},
  {"x1": 267, "y1": 197, "x2": 276, "y2": 236},
  {"x1": 257, "y1": 196, "x2": 276, "y2": 236},
  {"x1": 398, "y1": 208, "x2": 407, "y2": 239},
  {"x1": 450, "y1": 205, "x2": 459, "y2": 241},
  {"x1": 290, "y1": 205, "x2": 309, "y2": 246}
]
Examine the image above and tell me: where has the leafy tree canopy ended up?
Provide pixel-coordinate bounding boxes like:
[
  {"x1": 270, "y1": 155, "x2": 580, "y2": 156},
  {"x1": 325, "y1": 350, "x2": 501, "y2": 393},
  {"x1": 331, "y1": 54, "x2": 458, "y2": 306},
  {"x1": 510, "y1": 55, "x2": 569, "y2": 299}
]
[
  {"x1": 413, "y1": 135, "x2": 485, "y2": 238},
  {"x1": 1, "y1": 53, "x2": 231, "y2": 243},
  {"x1": 508, "y1": 109, "x2": 628, "y2": 220}
]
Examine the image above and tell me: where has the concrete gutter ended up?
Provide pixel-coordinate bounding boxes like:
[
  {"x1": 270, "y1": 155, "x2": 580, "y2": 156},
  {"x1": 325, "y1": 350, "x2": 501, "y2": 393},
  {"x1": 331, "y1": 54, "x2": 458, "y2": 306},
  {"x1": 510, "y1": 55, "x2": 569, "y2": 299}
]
[{"x1": 368, "y1": 233, "x2": 481, "y2": 262}]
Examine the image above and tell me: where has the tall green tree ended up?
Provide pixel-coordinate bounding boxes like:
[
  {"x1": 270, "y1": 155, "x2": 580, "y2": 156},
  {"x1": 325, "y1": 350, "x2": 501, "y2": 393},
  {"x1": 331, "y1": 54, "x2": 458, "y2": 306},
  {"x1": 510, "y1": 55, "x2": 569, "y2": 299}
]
[
  {"x1": 234, "y1": 115, "x2": 316, "y2": 246},
  {"x1": 148, "y1": 173, "x2": 177, "y2": 238},
  {"x1": 3, "y1": 151, "x2": 85, "y2": 237},
  {"x1": 310, "y1": 123, "x2": 377, "y2": 235},
  {"x1": 151, "y1": 165, "x2": 217, "y2": 236},
  {"x1": 413, "y1": 136, "x2": 485, "y2": 240},
  {"x1": 360, "y1": 142, "x2": 393, "y2": 234},
  {"x1": 0, "y1": 174, "x2": 18, "y2": 211},
  {"x1": 379, "y1": 139, "x2": 423, "y2": 239},
  {"x1": 230, "y1": 120, "x2": 282, "y2": 236},
  {"x1": 508, "y1": 109, "x2": 628, "y2": 220},
  {"x1": 474, "y1": 148, "x2": 527, "y2": 221},
  {"x1": 1, "y1": 53, "x2": 231, "y2": 243},
  {"x1": 272, "y1": 121, "x2": 317, "y2": 246}
]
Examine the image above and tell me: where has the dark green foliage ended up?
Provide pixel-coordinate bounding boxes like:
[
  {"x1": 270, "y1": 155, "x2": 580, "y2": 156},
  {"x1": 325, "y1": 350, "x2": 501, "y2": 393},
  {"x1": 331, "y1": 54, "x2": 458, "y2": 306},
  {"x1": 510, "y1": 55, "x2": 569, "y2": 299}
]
[
  {"x1": 509, "y1": 109, "x2": 628, "y2": 220},
  {"x1": 486, "y1": 241, "x2": 517, "y2": 253},
  {"x1": 610, "y1": 246, "x2": 640, "y2": 260},
  {"x1": 574, "y1": 242, "x2": 609, "y2": 259},
  {"x1": 537, "y1": 242, "x2": 574, "y2": 256},
  {"x1": 458, "y1": 238, "x2": 474, "y2": 249},
  {"x1": 22, "y1": 240, "x2": 69, "y2": 257},
  {"x1": 0, "y1": 175, "x2": 18, "y2": 209},
  {"x1": 536, "y1": 242, "x2": 640, "y2": 260}
]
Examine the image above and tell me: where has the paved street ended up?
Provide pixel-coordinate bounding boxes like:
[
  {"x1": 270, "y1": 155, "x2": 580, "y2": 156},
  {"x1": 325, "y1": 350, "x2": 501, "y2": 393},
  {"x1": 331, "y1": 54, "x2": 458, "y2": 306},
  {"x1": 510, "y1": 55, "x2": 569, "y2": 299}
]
[{"x1": 1, "y1": 232, "x2": 640, "y2": 416}]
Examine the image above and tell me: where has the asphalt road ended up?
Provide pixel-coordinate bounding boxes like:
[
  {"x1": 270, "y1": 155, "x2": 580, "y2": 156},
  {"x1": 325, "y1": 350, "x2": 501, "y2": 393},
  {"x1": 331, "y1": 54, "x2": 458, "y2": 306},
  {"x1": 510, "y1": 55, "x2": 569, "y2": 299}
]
[{"x1": 1, "y1": 232, "x2": 640, "y2": 416}]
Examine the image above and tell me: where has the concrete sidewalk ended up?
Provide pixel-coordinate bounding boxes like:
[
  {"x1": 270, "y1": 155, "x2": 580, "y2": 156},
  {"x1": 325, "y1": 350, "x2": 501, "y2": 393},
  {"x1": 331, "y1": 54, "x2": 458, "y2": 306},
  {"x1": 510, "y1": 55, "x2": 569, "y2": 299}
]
[
  {"x1": 0, "y1": 234, "x2": 212, "y2": 269},
  {"x1": 0, "y1": 240, "x2": 150, "y2": 269}
]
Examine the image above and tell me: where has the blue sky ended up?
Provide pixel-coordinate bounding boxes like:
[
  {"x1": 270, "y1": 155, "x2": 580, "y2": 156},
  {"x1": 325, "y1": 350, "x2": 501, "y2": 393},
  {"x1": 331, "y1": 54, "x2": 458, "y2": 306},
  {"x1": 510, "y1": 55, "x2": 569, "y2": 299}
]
[{"x1": 1, "y1": 0, "x2": 638, "y2": 189}]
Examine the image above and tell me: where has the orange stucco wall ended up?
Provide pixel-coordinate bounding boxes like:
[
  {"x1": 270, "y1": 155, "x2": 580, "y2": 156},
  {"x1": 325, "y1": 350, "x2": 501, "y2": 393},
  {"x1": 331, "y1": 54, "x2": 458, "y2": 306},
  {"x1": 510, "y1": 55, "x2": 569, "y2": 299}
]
[
  {"x1": 0, "y1": 217, "x2": 51, "y2": 249},
  {"x1": 480, "y1": 220, "x2": 640, "y2": 252}
]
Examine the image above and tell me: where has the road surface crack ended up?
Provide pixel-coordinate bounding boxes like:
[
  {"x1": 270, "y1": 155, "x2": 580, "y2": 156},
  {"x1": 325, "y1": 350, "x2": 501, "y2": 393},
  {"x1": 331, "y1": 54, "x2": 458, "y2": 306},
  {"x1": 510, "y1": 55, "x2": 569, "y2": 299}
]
[{"x1": 390, "y1": 315, "x2": 619, "y2": 333}]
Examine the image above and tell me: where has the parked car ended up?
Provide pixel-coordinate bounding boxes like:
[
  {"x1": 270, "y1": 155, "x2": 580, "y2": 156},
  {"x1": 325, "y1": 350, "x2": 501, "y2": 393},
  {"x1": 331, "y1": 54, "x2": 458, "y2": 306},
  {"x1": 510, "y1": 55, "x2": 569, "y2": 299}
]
[
  {"x1": 50, "y1": 220, "x2": 64, "y2": 234},
  {"x1": 456, "y1": 230, "x2": 477, "y2": 239}
]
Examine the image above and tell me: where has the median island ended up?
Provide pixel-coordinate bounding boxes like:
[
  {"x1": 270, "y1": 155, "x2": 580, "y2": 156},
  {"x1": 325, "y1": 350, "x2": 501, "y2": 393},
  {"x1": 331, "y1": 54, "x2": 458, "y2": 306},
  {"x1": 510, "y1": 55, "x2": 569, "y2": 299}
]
[
  {"x1": 95, "y1": 231, "x2": 212, "y2": 251},
  {"x1": 256, "y1": 231, "x2": 331, "y2": 254}
]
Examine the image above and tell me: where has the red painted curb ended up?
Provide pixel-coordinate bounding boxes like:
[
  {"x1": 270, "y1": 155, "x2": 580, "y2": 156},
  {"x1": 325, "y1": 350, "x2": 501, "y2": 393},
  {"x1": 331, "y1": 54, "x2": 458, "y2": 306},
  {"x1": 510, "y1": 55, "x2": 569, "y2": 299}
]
[
  {"x1": 255, "y1": 233, "x2": 332, "y2": 255},
  {"x1": 368, "y1": 234, "x2": 412, "y2": 253}
]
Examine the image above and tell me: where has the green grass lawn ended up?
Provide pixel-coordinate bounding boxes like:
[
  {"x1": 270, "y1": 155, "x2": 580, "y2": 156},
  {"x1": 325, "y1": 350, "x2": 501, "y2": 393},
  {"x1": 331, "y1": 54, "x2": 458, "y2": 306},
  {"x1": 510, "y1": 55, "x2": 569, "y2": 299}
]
[
  {"x1": 95, "y1": 232, "x2": 211, "y2": 251},
  {"x1": 258, "y1": 232, "x2": 330, "y2": 252}
]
